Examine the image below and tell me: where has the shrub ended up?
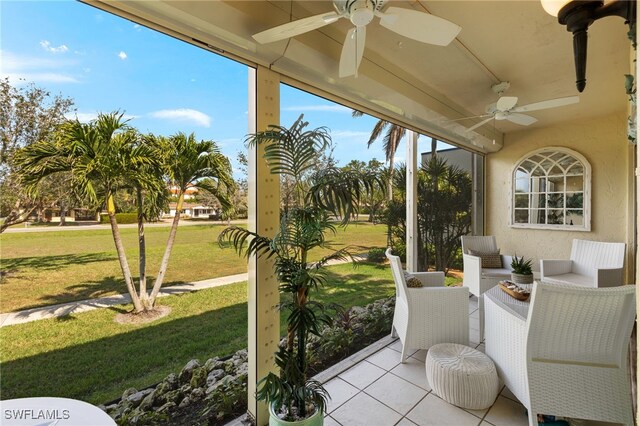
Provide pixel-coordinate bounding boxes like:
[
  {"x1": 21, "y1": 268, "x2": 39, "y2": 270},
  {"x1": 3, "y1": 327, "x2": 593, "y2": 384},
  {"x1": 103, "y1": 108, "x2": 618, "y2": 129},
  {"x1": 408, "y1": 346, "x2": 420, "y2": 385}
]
[
  {"x1": 100, "y1": 213, "x2": 139, "y2": 224},
  {"x1": 367, "y1": 247, "x2": 386, "y2": 263}
]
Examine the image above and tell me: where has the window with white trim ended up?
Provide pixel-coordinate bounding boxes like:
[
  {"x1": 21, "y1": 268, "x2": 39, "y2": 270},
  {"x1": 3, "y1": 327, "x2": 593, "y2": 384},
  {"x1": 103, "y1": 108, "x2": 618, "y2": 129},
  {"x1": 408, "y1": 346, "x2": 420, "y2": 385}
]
[{"x1": 511, "y1": 147, "x2": 590, "y2": 231}]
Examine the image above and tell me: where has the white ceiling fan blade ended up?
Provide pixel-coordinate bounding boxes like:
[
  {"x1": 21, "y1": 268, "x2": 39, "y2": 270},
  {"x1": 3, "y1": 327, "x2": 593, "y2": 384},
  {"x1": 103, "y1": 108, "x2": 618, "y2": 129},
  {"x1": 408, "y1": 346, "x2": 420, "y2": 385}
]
[
  {"x1": 466, "y1": 117, "x2": 494, "y2": 132},
  {"x1": 506, "y1": 113, "x2": 538, "y2": 126},
  {"x1": 339, "y1": 26, "x2": 366, "y2": 78},
  {"x1": 513, "y1": 96, "x2": 580, "y2": 113},
  {"x1": 378, "y1": 7, "x2": 461, "y2": 46},
  {"x1": 253, "y1": 11, "x2": 340, "y2": 44},
  {"x1": 496, "y1": 96, "x2": 518, "y2": 111}
]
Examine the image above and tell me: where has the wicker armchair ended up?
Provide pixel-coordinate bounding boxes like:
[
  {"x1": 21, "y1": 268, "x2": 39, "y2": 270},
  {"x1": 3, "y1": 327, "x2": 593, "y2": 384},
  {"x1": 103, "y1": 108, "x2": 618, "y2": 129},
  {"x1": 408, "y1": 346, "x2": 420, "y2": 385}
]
[
  {"x1": 386, "y1": 249, "x2": 469, "y2": 363},
  {"x1": 540, "y1": 239, "x2": 625, "y2": 287},
  {"x1": 461, "y1": 236, "x2": 512, "y2": 297},
  {"x1": 484, "y1": 281, "x2": 636, "y2": 426}
]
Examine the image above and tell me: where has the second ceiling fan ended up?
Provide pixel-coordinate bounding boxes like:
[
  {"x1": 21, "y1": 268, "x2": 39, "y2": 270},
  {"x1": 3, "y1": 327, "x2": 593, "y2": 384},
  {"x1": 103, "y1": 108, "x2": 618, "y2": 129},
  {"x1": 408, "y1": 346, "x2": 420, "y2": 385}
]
[
  {"x1": 464, "y1": 82, "x2": 580, "y2": 132},
  {"x1": 253, "y1": 0, "x2": 461, "y2": 78}
]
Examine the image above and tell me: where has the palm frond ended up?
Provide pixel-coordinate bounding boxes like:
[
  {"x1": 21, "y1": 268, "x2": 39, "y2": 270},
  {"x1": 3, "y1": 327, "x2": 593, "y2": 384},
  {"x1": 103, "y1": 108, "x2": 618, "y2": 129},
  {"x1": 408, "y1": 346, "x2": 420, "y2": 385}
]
[{"x1": 218, "y1": 226, "x2": 275, "y2": 259}]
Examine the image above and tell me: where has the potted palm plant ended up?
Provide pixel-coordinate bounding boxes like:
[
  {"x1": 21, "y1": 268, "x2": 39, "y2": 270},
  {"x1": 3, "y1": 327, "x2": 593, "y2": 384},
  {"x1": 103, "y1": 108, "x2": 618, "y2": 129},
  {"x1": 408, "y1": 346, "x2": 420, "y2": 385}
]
[
  {"x1": 511, "y1": 254, "x2": 534, "y2": 284},
  {"x1": 219, "y1": 115, "x2": 383, "y2": 425}
]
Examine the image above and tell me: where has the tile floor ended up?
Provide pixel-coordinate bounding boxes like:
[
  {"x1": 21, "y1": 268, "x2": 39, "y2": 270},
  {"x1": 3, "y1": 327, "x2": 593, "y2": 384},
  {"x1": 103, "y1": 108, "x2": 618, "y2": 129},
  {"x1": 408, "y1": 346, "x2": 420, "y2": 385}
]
[
  {"x1": 226, "y1": 296, "x2": 620, "y2": 426},
  {"x1": 319, "y1": 296, "x2": 618, "y2": 426}
]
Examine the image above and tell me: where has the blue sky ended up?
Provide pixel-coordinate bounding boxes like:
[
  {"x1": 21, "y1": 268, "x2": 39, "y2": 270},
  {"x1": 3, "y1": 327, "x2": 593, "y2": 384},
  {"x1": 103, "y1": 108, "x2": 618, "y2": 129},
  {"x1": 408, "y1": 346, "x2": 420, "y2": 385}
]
[{"x1": 1, "y1": 1, "x2": 448, "y2": 178}]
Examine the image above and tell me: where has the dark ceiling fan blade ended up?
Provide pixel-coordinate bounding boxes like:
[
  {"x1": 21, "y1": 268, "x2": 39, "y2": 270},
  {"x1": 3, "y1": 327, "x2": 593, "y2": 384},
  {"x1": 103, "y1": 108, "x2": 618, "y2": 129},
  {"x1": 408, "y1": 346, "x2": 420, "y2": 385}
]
[
  {"x1": 378, "y1": 7, "x2": 461, "y2": 46},
  {"x1": 513, "y1": 96, "x2": 579, "y2": 113},
  {"x1": 466, "y1": 116, "x2": 494, "y2": 132},
  {"x1": 496, "y1": 96, "x2": 518, "y2": 111},
  {"x1": 339, "y1": 26, "x2": 366, "y2": 78},
  {"x1": 253, "y1": 11, "x2": 341, "y2": 44}
]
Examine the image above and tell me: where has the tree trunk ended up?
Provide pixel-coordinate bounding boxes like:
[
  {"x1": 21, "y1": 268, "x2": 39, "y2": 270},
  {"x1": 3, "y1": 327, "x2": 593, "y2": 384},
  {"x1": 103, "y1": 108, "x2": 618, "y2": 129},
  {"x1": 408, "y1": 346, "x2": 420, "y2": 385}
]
[
  {"x1": 136, "y1": 187, "x2": 149, "y2": 309},
  {"x1": 387, "y1": 158, "x2": 395, "y2": 201},
  {"x1": 107, "y1": 194, "x2": 143, "y2": 312},
  {"x1": 149, "y1": 193, "x2": 183, "y2": 305},
  {"x1": 59, "y1": 201, "x2": 67, "y2": 227}
]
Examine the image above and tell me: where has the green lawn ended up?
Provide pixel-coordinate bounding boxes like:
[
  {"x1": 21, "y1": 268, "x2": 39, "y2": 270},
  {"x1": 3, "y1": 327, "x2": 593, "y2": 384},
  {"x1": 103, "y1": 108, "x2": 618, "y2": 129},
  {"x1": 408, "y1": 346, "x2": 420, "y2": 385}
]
[
  {"x1": 0, "y1": 262, "x2": 395, "y2": 404},
  {"x1": 0, "y1": 221, "x2": 387, "y2": 312}
]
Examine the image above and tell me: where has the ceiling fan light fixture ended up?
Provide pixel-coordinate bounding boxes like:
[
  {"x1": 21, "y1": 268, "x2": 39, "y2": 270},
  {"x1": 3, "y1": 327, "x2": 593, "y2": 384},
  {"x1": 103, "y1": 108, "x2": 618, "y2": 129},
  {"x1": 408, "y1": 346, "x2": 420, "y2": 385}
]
[
  {"x1": 541, "y1": 0, "x2": 636, "y2": 92},
  {"x1": 349, "y1": 0, "x2": 375, "y2": 26}
]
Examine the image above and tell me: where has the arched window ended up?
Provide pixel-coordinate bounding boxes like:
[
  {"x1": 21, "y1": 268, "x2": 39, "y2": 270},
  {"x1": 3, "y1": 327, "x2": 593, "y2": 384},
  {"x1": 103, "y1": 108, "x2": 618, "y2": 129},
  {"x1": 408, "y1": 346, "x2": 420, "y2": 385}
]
[{"x1": 510, "y1": 147, "x2": 590, "y2": 231}]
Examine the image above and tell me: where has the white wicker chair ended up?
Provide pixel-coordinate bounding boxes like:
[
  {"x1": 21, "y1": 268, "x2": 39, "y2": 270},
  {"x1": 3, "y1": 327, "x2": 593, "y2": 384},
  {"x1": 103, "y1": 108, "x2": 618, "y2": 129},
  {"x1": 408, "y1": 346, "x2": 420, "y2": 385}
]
[
  {"x1": 386, "y1": 248, "x2": 469, "y2": 363},
  {"x1": 484, "y1": 281, "x2": 636, "y2": 426},
  {"x1": 461, "y1": 236, "x2": 513, "y2": 297},
  {"x1": 540, "y1": 239, "x2": 625, "y2": 287}
]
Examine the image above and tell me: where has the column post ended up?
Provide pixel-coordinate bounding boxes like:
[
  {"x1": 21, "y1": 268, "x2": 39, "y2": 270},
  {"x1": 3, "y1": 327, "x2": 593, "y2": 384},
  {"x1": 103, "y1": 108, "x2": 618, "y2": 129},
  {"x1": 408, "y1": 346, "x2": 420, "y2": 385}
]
[
  {"x1": 247, "y1": 66, "x2": 280, "y2": 425},
  {"x1": 406, "y1": 130, "x2": 418, "y2": 272}
]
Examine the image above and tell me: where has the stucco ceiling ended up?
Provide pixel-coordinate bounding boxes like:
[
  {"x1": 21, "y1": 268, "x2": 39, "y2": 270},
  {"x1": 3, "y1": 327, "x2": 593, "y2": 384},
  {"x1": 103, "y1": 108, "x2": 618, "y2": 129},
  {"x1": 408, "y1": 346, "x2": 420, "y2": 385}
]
[{"x1": 90, "y1": 0, "x2": 631, "y2": 152}]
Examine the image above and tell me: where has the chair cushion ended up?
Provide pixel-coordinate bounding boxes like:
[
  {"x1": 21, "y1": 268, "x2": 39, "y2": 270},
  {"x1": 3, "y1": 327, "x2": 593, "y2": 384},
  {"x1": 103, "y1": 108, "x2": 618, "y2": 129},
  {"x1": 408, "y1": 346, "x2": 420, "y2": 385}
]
[
  {"x1": 481, "y1": 267, "x2": 511, "y2": 279},
  {"x1": 404, "y1": 271, "x2": 423, "y2": 287},
  {"x1": 469, "y1": 249, "x2": 503, "y2": 268},
  {"x1": 542, "y1": 273, "x2": 593, "y2": 287}
]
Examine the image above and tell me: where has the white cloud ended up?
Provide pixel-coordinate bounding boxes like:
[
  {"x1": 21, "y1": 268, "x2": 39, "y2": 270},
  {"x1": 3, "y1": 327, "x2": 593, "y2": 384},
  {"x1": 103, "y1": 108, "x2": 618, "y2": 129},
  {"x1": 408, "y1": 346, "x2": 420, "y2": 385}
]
[
  {"x1": 331, "y1": 130, "x2": 371, "y2": 139},
  {"x1": 4, "y1": 72, "x2": 79, "y2": 84},
  {"x1": 65, "y1": 112, "x2": 138, "y2": 123},
  {"x1": 282, "y1": 104, "x2": 351, "y2": 113},
  {"x1": 1, "y1": 50, "x2": 79, "y2": 84},
  {"x1": 148, "y1": 109, "x2": 211, "y2": 127},
  {"x1": 118, "y1": 51, "x2": 127, "y2": 60},
  {"x1": 133, "y1": 24, "x2": 142, "y2": 31},
  {"x1": 40, "y1": 40, "x2": 69, "y2": 54}
]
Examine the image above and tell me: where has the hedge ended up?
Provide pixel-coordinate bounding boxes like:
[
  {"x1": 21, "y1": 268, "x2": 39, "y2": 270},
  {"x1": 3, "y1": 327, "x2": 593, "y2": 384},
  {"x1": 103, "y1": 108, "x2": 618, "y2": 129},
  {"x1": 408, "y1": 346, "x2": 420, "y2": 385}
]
[{"x1": 99, "y1": 213, "x2": 138, "y2": 224}]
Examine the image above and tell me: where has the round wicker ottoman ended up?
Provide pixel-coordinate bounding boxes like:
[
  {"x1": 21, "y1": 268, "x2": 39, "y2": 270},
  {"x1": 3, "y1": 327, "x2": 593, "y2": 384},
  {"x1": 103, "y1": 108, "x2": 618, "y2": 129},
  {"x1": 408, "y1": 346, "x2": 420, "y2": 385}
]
[{"x1": 425, "y1": 343, "x2": 499, "y2": 410}]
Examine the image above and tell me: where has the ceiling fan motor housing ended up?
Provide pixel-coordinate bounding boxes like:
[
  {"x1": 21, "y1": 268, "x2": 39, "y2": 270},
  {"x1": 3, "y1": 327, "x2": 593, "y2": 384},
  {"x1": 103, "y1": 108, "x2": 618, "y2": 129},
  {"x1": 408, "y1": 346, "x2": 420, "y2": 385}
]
[{"x1": 348, "y1": 0, "x2": 375, "y2": 26}]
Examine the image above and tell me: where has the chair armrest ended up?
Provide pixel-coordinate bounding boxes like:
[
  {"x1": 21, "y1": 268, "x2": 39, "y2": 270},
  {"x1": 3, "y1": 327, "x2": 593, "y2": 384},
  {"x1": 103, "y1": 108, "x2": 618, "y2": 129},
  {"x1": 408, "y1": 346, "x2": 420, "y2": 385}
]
[
  {"x1": 594, "y1": 267, "x2": 624, "y2": 287},
  {"x1": 411, "y1": 271, "x2": 445, "y2": 288},
  {"x1": 463, "y1": 254, "x2": 482, "y2": 270},
  {"x1": 540, "y1": 259, "x2": 572, "y2": 278}
]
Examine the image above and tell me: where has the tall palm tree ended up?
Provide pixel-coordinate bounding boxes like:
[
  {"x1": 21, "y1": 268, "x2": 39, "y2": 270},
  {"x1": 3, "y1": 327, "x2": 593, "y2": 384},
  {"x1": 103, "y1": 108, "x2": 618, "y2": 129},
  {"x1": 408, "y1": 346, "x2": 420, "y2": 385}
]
[
  {"x1": 147, "y1": 132, "x2": 234, "y2": 304},
  {"x1": 352, "y1": 110, "x2": 405, "y2": 200},
  {"x1": 17, "y1": 112, "x2": 158, "y2": 313}
]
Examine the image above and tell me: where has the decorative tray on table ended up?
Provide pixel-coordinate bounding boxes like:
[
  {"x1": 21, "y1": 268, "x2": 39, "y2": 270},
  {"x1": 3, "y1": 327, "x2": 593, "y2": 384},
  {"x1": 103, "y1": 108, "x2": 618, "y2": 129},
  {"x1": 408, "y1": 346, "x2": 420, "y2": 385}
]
[{"x1": 498, "y1": 280, "x2": 531, "y2": 301}]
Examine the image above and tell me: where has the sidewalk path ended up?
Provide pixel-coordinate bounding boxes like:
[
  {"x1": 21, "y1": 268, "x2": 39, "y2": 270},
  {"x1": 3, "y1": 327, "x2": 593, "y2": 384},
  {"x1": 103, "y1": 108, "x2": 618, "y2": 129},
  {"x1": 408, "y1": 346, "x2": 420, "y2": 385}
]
[
  {"x1": 0, "y1": 255, "x2": 367, "y2": 327},
  {"x1": 0, "y1": 273, "x2": 248, "y2": 327}
]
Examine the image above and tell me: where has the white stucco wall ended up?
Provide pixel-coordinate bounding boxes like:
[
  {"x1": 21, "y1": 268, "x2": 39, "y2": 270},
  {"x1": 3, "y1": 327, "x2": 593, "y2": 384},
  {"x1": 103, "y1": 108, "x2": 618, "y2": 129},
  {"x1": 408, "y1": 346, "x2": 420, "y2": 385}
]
[{"x1": 486, "y1": 112, "x2": 634, "y2": 282}]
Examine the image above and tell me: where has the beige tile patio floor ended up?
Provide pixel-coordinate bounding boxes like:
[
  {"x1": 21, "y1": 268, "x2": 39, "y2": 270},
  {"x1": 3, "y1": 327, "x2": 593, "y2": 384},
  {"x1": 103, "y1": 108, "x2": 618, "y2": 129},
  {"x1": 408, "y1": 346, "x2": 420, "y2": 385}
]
[
  {"x1": 228, "y1": 296, "x2": 620, "y2": 426},
  {"x1": 314, "y1": 296, "x2": 619, "y2": 426}
]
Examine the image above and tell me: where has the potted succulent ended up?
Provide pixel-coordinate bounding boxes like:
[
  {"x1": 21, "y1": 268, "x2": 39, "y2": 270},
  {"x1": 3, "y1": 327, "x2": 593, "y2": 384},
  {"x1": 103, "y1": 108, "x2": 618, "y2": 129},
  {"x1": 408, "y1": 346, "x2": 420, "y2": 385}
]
[
  {"x1": 219, "y1": 115, "x2": 382, "y2": 425},
  {"x1": 510, "y1": 254, "x2": 534, "y2": 284}
]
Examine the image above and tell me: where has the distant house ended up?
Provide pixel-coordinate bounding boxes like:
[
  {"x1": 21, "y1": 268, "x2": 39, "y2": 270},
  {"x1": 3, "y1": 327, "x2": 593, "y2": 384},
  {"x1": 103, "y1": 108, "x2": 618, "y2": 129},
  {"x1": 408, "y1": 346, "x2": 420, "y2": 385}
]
[
  {"x1": 29, "y1": 208, "x2": 98, "y2": 223},
  {"x1": 168, "y1": 184, "x2": 198, "y2": 200},
  {"x1": 166, "y1": 202, "x2": 219, "y2": 219}
]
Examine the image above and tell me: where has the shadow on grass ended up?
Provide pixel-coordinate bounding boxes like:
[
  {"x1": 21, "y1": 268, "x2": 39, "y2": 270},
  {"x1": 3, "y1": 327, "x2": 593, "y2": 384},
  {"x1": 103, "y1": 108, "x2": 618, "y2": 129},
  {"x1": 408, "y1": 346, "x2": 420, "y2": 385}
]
[
  {"x1": 12, "y1": 274, "x2": 190, "y2": 313},
  {"x1": 2, "y1": 252, "x2": 117, "y2": 272},
  {"x1": 2, "y1": 302, "x2": 248, "y2": 404}
]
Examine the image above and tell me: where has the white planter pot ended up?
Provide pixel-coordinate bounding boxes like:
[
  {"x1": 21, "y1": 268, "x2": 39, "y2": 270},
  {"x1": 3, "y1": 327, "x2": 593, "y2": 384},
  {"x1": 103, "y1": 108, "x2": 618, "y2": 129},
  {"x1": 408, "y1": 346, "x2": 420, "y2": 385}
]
[
  {"x1": 268, "y1": 403, "x2": 324, "y2": 426},
  {"x1": 511, "y1": 273, "x2": 534, "y2": 285}
]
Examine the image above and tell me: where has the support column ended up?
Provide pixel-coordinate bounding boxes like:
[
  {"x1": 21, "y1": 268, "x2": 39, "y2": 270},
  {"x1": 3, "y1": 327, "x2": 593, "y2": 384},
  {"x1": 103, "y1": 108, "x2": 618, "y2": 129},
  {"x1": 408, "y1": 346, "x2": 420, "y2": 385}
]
[
  {"x1": 406, "y1": 130, "x2": 418, "y2": 272},
  {"x1": 247, "y1": 66, "x2": 280, "y2": 425}
]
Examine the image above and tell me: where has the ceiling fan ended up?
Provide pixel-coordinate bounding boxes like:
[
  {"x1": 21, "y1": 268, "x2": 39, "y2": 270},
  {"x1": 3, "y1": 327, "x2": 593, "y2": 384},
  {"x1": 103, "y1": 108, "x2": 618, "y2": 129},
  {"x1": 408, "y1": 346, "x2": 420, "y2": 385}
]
[
  {"x1": 252, "y1": 0, "x2": 461, "y2": 78},
  {"x1": 464, "y1": 82, "x2": 580, "y2": 132}
]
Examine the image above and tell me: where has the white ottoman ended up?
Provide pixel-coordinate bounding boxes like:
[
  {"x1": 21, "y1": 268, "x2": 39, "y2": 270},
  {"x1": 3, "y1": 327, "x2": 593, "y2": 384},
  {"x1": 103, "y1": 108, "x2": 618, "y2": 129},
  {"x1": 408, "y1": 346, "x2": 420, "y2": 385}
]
[{"x1": 425, "y1": 343, "x2": 499, "y2": 410}]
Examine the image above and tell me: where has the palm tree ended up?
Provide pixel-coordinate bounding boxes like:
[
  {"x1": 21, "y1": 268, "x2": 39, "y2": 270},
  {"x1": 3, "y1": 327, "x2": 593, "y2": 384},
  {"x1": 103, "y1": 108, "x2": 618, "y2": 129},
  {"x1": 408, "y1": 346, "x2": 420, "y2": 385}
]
[
  {"x1": 147, "y1": 132, "x2": 234, "y2": 304},
  {"x1": 352, "y1": 110, "x2": 405, "y2": 200},
  {"x1": 17, "y1": 112, "x2": 158, "y2": 313},
  {"x1": 219, "y1": 115, "x2": 383, "y2": 421}
]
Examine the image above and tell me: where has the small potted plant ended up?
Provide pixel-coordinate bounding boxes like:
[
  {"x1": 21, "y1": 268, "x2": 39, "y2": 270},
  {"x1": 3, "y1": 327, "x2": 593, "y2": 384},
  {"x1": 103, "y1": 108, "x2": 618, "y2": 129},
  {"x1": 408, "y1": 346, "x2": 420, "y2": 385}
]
[
  {"x1": 511, "y1": 255, "x2": 534, "y2": 284},
  {"x1": 220, "y1": 115, "x2": 383, "y2": 425}
]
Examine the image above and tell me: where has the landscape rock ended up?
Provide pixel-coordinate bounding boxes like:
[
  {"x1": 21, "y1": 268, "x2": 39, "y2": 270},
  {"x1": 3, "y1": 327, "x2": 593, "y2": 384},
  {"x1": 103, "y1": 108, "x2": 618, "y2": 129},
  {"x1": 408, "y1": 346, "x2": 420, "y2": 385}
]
[
  {"x1": 138, "y1": 390, "x2": 156, "y2": 411},
  {"x1": 190, "y1": 366, "x2": 208, "y2": 388},
  {"x1": 206, "y1": 368, "x2": 225, "y2": 387},
  {"x1": 126, "y1": 388, "x2": 153, "y2": 407},
  {"x1": 121, "y1": 387, "x2": 138, "y2": 401},
  {"x1": 191, "y1": 387, "x2": 204, "y2": 400},
  {"x1": 156, "y1": 402, "x2": 176, "y2": 414},
  {"x1": 178, "y1": 359, "x2": 200, "y2": 384},
  {"x1": 178, "y1": 396, "x2": 191, "y2": 409},
  {"x1": 204, "y1": 357, "x2": 220, "y2": 372},
  {"x1": 163, "y1": 373, "x2": 178, "y2": 390}
]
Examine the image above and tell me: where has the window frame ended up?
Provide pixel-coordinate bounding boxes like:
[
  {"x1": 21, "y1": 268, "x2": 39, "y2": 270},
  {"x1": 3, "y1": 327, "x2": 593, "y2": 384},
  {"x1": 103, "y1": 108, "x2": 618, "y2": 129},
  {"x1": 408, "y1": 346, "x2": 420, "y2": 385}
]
[{"x1": 509, "y1": 147, "x2": 591, "y2": 231}]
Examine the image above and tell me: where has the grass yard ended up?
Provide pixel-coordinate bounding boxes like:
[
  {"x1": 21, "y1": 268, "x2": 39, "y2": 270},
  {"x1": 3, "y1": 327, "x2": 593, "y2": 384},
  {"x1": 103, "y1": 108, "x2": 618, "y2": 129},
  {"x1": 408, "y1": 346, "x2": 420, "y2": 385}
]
[
  {"x1": 0, "y1": 262, "x2": 396, "y2": 404},
  {"x1": 0, "y1": 221, "x2": 387, "y2": 312}
]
